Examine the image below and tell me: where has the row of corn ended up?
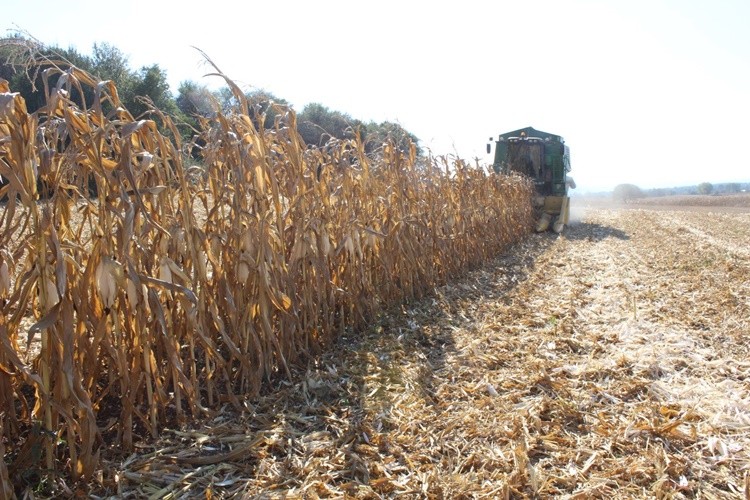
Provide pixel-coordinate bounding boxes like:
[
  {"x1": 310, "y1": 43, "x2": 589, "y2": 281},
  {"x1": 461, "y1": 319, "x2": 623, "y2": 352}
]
[{"x1": 0, "y1": 66, "x2": 533, "y2": 482}]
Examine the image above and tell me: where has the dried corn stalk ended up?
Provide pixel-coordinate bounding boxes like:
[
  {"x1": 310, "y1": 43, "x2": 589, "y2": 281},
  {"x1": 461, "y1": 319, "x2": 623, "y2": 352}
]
[{"x1": 0, "y1": 58, "x2": 533, "y2": 484}]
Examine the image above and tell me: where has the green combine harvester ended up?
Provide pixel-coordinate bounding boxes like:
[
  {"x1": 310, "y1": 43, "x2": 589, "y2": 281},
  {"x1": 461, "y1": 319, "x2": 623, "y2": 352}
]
[{"x1": 488, "y1": 126, "x2": 575, "y2": 233}]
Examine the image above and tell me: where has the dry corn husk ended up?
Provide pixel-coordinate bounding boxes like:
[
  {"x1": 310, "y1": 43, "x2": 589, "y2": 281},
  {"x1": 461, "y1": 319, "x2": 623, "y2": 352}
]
[
  {"x1": 39, "y1": 266, "x2": 60, "y2": 311},
  {"x1": 0, "y1": 256, "x2": 10, "y2": 300},
  {"x1": 237, "y1": 256, "x2": 251, "y2": 284},
  {"x1": 158, "y1": 255, "x2": 173, "y2": 284},
  {"x1": 95, "y1": 257, "x2": 121, "y2": 310},
  {"x1": 126, "y1": 278, "x2": 139, "y2": 308}
]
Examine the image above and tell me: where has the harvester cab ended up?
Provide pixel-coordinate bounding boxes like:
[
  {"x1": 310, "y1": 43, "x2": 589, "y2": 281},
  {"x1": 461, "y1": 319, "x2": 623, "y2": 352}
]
[{"x1": 487, "y1": 126, "x2": 574, "y2": 233}]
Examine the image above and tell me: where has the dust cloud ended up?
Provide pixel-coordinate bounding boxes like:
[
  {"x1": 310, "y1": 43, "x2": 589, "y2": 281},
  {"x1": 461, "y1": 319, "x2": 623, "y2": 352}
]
[{"x1": 568, "y1": 198, "x2": 586, "y2": 226}]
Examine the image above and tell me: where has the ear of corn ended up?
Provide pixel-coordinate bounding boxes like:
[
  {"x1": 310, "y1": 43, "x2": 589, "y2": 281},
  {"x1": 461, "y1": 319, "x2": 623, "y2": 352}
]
[{"x1": 0, "y1": 63, "x2": 533, "y2": 481}]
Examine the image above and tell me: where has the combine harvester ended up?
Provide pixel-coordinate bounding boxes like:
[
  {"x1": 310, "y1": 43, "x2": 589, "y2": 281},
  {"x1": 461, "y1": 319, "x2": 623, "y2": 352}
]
[{"x1": 488, "y1": 126, "x2": 575, "y2": 233}]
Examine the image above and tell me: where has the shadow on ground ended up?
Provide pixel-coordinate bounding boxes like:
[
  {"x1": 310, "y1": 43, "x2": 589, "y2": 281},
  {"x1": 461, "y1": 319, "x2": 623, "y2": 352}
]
[{"x1": 564, "y1": 221, "x2": 629, "y2": 241}]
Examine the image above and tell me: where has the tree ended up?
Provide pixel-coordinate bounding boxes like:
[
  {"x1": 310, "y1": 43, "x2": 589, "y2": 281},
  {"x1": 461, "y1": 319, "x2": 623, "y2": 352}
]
[
  {"x1": 296, "y1": 103, "x2": 421, "y2": 156},
  {"x1": 213, "y1": 87, "x2": 238, "y2": 112},
  {"x1": 697, "y1": 182, "x2": 714, "y2": 195},
  {"x1": 91, "y1": 43, "x2": 134, "y2": 97},
  {"x1": 129, "y1": 64, "x2": 177, "y2": 117},
  {"x1": 200, "y1": 87, "x2": 290, "y2": 130},
  {"x1": 612, "y1": 184, "x2": 644, "y2": 203},
  {"x1": 1, "y1": 37, "x2": 182, "y2": 120},
  {"x1": 297, "y1": 102, "x2": 356, "y2": 146},
  {"x1": 725, "y1": 183, "x2": 741, "y2": 193},
  {"x1": 176, "y1": 80, "x2": 215, "y2": 118},
  {"x1": 0, "y1": 38, "x2": 96, "y2": 112},
  {"x1": 2, "y1": 35, "x2": 425, "y2": 156},
  {"x1": 87, "y1": 42, "x2": 143, "y2": 115},
  {"x1": 362, "y1": 120, "x2": 421, "y2": 156},
  {"x1": 245, "y1": 89, "x2": 288, "y2": 130}
]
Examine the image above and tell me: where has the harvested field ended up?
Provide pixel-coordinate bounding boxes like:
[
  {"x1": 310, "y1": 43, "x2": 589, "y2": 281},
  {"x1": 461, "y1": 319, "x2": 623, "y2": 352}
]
[
  {"x1": 99, "y1": 206, "x2": 750, "y2": 498},
  {"x1": 629, "y1": 193, "x2": 750, "y2": 210}
]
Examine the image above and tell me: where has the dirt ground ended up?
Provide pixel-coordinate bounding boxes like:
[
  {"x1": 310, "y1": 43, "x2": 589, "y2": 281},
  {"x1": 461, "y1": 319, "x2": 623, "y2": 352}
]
[{"x1": 102, "y1": 204, "x2": 750, "y2": 499}]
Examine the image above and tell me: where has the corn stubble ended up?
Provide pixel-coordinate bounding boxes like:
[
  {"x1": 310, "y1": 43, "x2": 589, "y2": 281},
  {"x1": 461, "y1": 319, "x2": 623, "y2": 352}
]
[{"x1": 0, "y1": 67, "x2": 532, "y2": 482}]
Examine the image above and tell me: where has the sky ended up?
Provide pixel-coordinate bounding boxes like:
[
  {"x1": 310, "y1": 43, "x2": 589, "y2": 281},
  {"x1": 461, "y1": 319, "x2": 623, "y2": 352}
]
[{"x1": 5, "y1": 0, "x2": 750, "y2": 192}]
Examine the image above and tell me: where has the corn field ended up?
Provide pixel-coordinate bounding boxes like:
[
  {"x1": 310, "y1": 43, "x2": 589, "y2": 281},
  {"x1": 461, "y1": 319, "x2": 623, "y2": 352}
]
[{"x1": 0, "y1": 65, "x2": 533, "y2": 484}]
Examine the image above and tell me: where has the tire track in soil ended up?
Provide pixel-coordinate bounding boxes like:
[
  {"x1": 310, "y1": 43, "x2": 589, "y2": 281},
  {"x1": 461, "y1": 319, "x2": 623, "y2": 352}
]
[{"x1": 653, "y1": 210, "x2": 750, "y2": 260}]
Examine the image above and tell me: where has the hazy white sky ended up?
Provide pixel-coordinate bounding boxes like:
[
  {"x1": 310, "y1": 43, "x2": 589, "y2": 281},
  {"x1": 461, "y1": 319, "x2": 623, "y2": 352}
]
[{"x1": 6, "y1": 0, "x2": 750, "y2": 192}]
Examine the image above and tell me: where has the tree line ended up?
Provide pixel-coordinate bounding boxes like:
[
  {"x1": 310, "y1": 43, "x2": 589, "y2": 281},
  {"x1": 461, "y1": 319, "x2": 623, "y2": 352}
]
[
  {"x1": 0, "y1": 35, "x2": 420, "y2": 156},
  {"x1": 612, "y1": 181, "x2": 747, "y2": 203}
]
